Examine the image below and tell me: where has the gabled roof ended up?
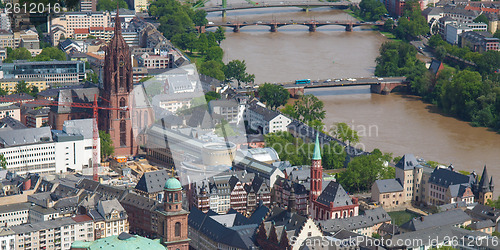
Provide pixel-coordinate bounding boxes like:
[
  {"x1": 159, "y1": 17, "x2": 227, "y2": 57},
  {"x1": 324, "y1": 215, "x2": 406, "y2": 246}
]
[
  {"x1": 120, "y1": 193, "x2": 159, "y2": 211},
  {"x1": 134, "y1": 170, "x2": 170, "y2": 194},
  {"x1": 315, "y1": 182, "x2": 352, "y2": 207},
  {"x1": 0, "y1": 116, "x2": 27, "y2": 130},
  {"x1": 400, "y1": 209, "x2": 471, "y2": 231},
  {"x1": 97, "y1": 199, "x2": 125, "y2": 216}
]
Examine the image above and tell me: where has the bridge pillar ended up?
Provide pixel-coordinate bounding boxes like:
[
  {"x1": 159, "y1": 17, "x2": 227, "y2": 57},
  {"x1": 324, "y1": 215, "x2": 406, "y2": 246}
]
[
  {"x1": 303, "y1": 7, "x2": 310, "y2": 12},
  {"x1": 270, "y1": 24, "x2": 277, "y2": 32},
  {"x1": 309, "y1": 24, "x2": 316, "y2": 32},
  {"x1": 233, "y1": 25, "x2": 240, "y2": 32},
  {"x1": 345, "y1": 24, "x2": 353, "y2": 31},
  {"x1": 370, "y1": 82, "x2": 404, "y2": 95},
  {"x1": 222, "y1": 9, "x2": 226, "y2": 17}
]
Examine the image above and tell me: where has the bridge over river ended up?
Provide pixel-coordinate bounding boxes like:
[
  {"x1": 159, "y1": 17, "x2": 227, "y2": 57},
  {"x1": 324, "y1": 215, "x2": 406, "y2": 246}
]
[
  {"x1": 201, "y1": 1, "x2": 353, "y2": 16},
  {"x1": 206, "y1": 20, "x2": 384, "y2": 32},
  {"x1": 280, "y1": 76, "x2": 408, "y2": 96}
]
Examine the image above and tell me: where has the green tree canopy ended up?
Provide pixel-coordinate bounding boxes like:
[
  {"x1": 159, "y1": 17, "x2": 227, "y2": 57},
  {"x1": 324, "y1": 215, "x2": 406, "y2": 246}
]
[
  {"x1": 358, "y1": 0, "x2": 387, "y2": 21},
  {"x1": 224, "y1": 60, "x2": 254, "y2": 87},
  {"x1": 99, "y1": 130, "x2": 115, "y2": 159},
  {"x1": 330, "y1": 122, "x2": 360, "y2": 146},
  {"x1": 32, "y1": 47, "x2": 66, "y2": 61},
  {"x1": 292, "y1": 94, "x2": 326, "y2": 123},
  {"x1": 205, "y1": 46, "x2": 224, "y2": 62},
  {"x1": 149, "y1": 0, "x2": 196, "y2": 39},
  {"x1": 257, "y1": 83, "x2": 290, "y2": 110},
  {"x1": 199, "y1": 60, "x2": 225, "y2": 81},
  {"x1": 4, "y1": 47, "x2": 32, "y2": 63},
  {"x1": 192, "y1": 9, "x2": 208, "y2": 26},
  {"x1": 214, "y1": 26, "x2": 226, "y2": 45},
  {"x1": 474, "y1": 14, "x2": 489, "y2": 24},
  {"x1": 393, "y1": 0, "x2": 429, "y2": 41},
  {"x1": 0, "y1": 154, "x2": 6, "y2": 169},
  {"x1": 97, "y1": 0, "x2": 128, "y2": 11}
]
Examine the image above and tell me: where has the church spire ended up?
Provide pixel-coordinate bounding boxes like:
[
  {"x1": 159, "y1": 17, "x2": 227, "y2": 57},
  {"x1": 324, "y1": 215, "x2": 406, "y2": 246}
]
[
  {"x1": 479, "y1": 165, "x2": 490, "y2": 192},
  {"x1": 114, "y1": 5, "x2": 121, "y2": 36},
  {"x1": 312, "y1": 132, "x2": 321, "y2": 160}
]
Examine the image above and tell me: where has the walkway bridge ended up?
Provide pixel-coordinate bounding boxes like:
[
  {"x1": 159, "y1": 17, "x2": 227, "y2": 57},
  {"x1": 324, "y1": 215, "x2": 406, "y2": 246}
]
[
  {"x1": 281, "y1": 77, "x2": 408, "y2": 96},
  {"x1": 206, "y1": 20, "x2": 384, "y2": 32}
]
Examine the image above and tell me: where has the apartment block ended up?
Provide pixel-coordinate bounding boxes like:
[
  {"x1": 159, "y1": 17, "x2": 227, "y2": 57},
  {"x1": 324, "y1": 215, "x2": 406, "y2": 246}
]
[
  {"x1": 0, "y1": 78, "x2": 48, "y2": 95},
  {"x1": 0, "y1": 60, "x2": 85, "y2": 86},
  {"x1": 11, "y1": 215, "x2": 94, "y2": 250},
  {"x1": 0, "y1": 104, "x2": 21, "y2": 121},
  {"x1": 0, "y1": 202, "x2": 31, "y2": 227}
]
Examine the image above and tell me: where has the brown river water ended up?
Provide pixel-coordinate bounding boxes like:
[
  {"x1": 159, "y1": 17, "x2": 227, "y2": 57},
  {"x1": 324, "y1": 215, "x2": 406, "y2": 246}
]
[{"x1": 207, "y1": 5, "x2": 500, "y2": 197}]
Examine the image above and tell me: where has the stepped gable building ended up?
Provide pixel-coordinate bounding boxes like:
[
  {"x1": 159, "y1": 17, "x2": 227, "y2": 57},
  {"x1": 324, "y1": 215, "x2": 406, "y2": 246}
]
[
  {"x1": 99, "y1": 7, "x2": 135, "y2": 156},
  {"x1": 309, "y1": 133, "x2": 359, "y2": 221}
]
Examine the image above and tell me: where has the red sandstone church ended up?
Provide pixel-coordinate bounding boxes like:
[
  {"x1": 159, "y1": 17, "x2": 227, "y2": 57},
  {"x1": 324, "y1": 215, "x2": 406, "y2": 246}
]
[
  {"x1": 49, "y1": 9, "x2": 153, "y2": 157},
  {"x1": 309, "y1": 133, "x2": 359, "y2": 221}
]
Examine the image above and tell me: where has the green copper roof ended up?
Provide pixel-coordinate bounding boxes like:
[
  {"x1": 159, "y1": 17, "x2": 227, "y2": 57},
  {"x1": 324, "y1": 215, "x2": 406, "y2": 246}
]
[
  {"x1": 312, "y1": 132, "x2": 321, "y2": 160},
  {"x1": 164, "y1": 177, "x2": 182, "y2": 191},
  {"x1": 71, "y1": 232, "x2": 166, "y2": 250}
]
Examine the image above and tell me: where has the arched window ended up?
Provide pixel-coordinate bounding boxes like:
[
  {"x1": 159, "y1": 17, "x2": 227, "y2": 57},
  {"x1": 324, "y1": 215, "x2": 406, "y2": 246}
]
[
  {"x1": 335, "y1": 213, "x2": 338, "y2": 219},
  {"x1": 119, "y1": 97, "x2": 126, "y2": 107},
  {"x1": 175, "y1": 222, "x2": 181, "y2": 237},
  {"x1": 174, "y1": 193, "x2": 178, "y2": 201},
  {"x1": 119, "y1": 56, "x2": 125, "y2": 89},
  {"x1": 120, "y1": 120, "x2": 126, "y2": 146},
  {"x1": 169, "y1": 193, "x2": 173, "y2": 202},
  {"x1": 343, "y1": 211, "x2": 346, "y2": 218},
  {"x1": 350, "y1": 211, "x2": 353, "y2": 217}
]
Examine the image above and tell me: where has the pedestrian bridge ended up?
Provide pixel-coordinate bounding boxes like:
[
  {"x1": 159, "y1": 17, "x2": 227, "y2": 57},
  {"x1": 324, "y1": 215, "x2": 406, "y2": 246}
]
[{"x1": 206, "y1": 20, "x2": 384, "y2": 32}]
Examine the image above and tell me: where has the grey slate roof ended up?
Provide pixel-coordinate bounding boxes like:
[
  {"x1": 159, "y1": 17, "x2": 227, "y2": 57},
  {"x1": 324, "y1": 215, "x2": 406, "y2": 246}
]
[
  {"x1": 120, "y1": 193, "x2": 159, "y2": 211},
  {"x1": 0, "y1": 202, "x2": 32, "y2": 214},
  {"x1": 468, "y1": 203, "x2": 500, "y2": 222},
  {"x1": 0, "y1": 126, "x2": 52, "y2": 147},
  {"x1": 0, "y1": 116, "x2": 27, "y2": 130},
  {"x1": 374, "y1": 179, "x2": 403, "y2": 193},
  {"x1": 400, "y1": 209, "x2": 472, "y2": 231},
  {"x1": 247, "y1": 101, "x2": 281, "y2": 121},
  {"x1": 51, "y1": 87, "x2": 99, "y2": 114},
  {"x1": 395, "y1": 154, "x2": 419, "y2": 170},
  {"x1": 188, "y1": 206, "x2": 258, "y2": 249},
  {"x1": 315, "y1": 182, "x2": 352, "y2": 207},
  {"x1": 469, "y1": 219, "x2": 496, "y2": 230},
  {"x1": 134, "y1": 170, "x2": 170, "y2": 194},
  {"x1": 428, "y1": 168, "x2": 474, "y2": 188},
  {"x1": 320, "y1": 207, "x2": 391, "y2": 233}
]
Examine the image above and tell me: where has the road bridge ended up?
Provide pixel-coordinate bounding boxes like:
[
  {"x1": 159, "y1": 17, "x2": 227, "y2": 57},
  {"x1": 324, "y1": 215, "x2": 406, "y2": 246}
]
[
  {"x1": 206, "y1": 20, "x2": 384, "y2": 32},
  {"x1": 280, "y1": 77, "x2": 408, "y2": 96},
  {"x1": 201, "y1": 1, "x2": 353, "y2": 16}
]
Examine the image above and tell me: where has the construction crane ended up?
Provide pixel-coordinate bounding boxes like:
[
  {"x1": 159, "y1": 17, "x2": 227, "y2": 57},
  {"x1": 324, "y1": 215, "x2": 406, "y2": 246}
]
[{"x1": 0, "y1": 94, "x2": 127, "y2": 181}]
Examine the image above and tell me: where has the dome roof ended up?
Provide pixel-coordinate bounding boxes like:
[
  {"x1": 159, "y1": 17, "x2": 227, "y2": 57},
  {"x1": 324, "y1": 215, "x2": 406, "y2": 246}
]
[{"x1": 164, "y1": 177, "x2": 182, "y2": 191}]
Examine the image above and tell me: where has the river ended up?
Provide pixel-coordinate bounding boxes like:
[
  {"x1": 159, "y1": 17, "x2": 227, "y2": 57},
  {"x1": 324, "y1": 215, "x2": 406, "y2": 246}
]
[{"x1": 206, "y1": 4, "x2": 500, "y2": 197}]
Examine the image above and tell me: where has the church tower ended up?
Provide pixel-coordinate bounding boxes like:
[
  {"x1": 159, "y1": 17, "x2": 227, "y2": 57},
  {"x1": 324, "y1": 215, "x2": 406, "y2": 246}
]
[
  {"x1": 100, "y1": 7, "x2": 135, "y2": 156},
  {"x1": 310, "y1": 133, "x2": 323, "y2": 204},
  {"x1": 157, "y1": 177, "x2": 190, "y2": 249}
]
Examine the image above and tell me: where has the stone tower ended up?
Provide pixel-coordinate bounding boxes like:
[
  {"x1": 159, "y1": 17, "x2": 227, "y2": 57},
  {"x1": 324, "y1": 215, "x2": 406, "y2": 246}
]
[
  {"x1": 310, "y1": 133, "x2": 323, "y2": 205},
  {"x1": 157, "y1": 177, "x2": 190, "y2": 249},
  {"x1": 100, "y1": 7, "x2": 135, "y2": 156},
  {"x1": 475, "y1": 165, "x2": 494, "y2": 205}
]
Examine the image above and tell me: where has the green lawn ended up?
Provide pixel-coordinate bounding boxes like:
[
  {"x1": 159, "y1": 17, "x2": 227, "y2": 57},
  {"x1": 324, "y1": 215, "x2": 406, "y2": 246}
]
[{"x1": 388, "y1": 210, "x2": 420, "y2": 226}]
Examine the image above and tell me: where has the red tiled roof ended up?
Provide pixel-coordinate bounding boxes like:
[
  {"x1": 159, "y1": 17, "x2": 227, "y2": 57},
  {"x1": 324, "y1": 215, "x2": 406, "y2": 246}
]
[
  {"x1": 74, "y1": 28, "x2": 90, "y2": 34},
  {"x1": 89, "y1": 27, "x2": 114, "y2": 31},
  {"x1": 72, "y1": 214, "x2": 93, "y2": 223}
]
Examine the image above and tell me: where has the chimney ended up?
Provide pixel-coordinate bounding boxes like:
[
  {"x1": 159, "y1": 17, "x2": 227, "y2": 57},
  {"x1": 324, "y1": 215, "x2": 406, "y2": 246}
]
[{"x1": 23, "y1": 178, "x2": 32, "y2": 191}]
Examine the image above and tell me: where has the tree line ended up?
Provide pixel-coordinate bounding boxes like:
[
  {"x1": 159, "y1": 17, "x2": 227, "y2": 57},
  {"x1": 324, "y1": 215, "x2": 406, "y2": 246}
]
[{"x1": 3, "y1": 47, "x2": 66, "y2": 63}]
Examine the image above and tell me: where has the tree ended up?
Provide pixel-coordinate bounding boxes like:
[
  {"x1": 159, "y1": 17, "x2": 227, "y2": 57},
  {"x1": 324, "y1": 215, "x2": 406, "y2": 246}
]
[
  {"x1": 258, "y1": 83, "x2": 290, "y2": 110},
  {"x1": 97, "y1": 0, "x2": 128, "y2": 11},
  {"x1": 224, "y1": 60, "x2": 254, "y2": 87},
  {"x1": 205, "y1": 46, "x2": 224, "y2": 62},
  {"x1": 15, "y1": 81, "x2": 31, "y2": 94},
  {"x1": 383, "y1": 18, "x2": 394, "y2": 31},
  {"x1": 322, "y1": 142, "x2": 346, "y2": 169},
  {"x1": 440, "y1": 70, "x2": 483, "y2": 120},
  {"x1": 87, "y1": 72, "x2": 99, "y2": 84},
  {"x1": 0, "y1": 87, "x2": 8, "y2": 96},
  {"x1": 214, "y1": 26, "x2": 226, "y2": 45},
  {"x1": 30, "y1": 86, "x2": 39, "y2": 97},
  {"x1": 393, "y1": 0, "x2": 429, "y2": 41},
  {"x1": 280, "y1": 104, "x2": 298, "y2": 119},
  {"x1": 330, "y1": 122, "x2": 360, "y2": 146},
  {"x1": 32, "y1": 47, "x2": 66, "y2": 61},
  {"x1": 0, "y1": 154, "x2": 6, "y2": 169},
  {"x1": 196, "y1": 33, "x2": 209, "y2": 54},
  {"x1": 205, "y1": 91, "x2": 221, "y2": 102},
  {"x1": 99, "y1": 130, "x2": 114, "y2": 159},
  {"x1": 199, "y1": 60, "x2": 225, "y2": 80},
  {"x1": 293, "y1": 94, "x2": 326, "y2": 123},
  {"x1": 494, "y1": 30, "x2": 500, "y2": 39},
  {"x1": 149, "y1": 0, "x2": 196, "y2": 39},
  {"x1": 474, "y1": 14, "x2": 489, "y2": 24},
  {"x1": 358, "y1": 0, "x2": 387, "y2": 21},
  {"x1": 192, "y1": 9, "x2": 208, "y2": 26},
  {"x1": 337, "y1": 149, "x2": 394, "y2": 193},
  {"x1": 3, "y1": 47, "x2": 31, "y2": 63}
]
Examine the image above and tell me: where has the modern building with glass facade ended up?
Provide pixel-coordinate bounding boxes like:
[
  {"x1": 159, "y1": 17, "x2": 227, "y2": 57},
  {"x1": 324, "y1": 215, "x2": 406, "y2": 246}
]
[{"x1": 0, "y1": 60, "x2": 85, "y2": 86}]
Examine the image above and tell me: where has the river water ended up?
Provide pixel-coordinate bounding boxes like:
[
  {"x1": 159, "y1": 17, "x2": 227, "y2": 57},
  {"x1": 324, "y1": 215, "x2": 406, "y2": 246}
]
[{"x1": 207, "y1": 5, "x2": 500, "y2": 197}]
